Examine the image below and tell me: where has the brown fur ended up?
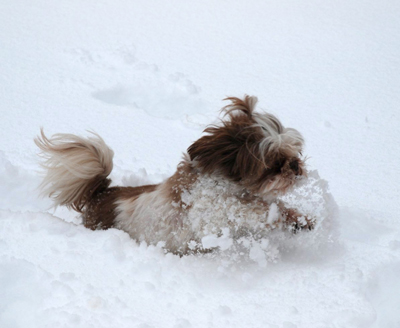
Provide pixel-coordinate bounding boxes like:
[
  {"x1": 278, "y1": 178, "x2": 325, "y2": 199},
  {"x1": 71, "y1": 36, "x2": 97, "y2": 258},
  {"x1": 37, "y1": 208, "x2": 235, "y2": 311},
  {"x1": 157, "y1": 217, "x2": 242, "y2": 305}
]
[
  {"x1": 83, "y1": 184, "x2": 157, "y2": 230},
  {"x1": 163, "y1": 159, "x2": 199, "y2": 207},
  {"x1": 83, "y1": 160, "x2": 198, "y2": 231}
]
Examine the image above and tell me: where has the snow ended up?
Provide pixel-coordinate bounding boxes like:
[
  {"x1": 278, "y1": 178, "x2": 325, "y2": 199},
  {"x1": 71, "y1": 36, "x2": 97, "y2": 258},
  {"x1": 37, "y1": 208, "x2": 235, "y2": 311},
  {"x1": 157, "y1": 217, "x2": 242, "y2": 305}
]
[{"x1": 1, "y1": 0, "x2": 400, "y2": 327}]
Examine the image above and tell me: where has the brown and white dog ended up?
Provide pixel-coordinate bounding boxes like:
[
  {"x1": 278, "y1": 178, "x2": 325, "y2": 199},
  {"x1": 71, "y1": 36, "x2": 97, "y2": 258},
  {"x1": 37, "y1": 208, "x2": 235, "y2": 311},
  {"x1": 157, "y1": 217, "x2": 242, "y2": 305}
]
[{"x1": 35, "y1": 96, "x2": 313, "y2": 255}]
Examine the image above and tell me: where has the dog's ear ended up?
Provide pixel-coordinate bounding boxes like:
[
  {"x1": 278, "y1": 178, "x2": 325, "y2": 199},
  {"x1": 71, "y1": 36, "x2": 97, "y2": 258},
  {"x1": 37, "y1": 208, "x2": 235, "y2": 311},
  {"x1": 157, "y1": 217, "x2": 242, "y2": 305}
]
[
  {"x1": 188, "y1": 96, "x2": 263, "y2": 181},
  {"x1": 187, "y1": 123, "x2": 248, "y2": 180}
]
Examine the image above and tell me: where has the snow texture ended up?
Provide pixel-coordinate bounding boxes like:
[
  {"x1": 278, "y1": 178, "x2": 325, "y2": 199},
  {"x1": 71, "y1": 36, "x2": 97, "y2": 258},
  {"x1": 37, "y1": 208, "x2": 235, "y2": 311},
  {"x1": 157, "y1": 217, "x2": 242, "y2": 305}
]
[{"x1": 1, "y1": 1, "x2": 400, "y2": 327}]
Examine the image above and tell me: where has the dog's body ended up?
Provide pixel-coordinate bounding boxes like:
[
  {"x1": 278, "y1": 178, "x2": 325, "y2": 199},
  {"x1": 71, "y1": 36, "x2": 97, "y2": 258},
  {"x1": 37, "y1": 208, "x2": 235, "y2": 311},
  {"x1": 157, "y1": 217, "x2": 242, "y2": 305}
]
[{"x1": 36, "y1": 96, "x2": 312, "y2": 255}]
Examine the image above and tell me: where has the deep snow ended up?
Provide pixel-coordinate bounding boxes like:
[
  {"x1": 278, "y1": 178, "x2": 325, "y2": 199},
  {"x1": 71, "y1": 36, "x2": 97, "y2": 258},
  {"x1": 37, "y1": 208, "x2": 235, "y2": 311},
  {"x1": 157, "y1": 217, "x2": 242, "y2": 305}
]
[{"x1": 1, "y1": 1, "x2": 400, "y2": 327}]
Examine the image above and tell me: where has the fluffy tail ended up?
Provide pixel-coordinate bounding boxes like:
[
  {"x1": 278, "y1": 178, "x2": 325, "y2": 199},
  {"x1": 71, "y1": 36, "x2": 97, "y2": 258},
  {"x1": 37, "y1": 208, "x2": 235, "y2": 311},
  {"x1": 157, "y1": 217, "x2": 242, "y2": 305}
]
[{"x1": 35, "y1": 129, "x2": 114, "y2": 212}]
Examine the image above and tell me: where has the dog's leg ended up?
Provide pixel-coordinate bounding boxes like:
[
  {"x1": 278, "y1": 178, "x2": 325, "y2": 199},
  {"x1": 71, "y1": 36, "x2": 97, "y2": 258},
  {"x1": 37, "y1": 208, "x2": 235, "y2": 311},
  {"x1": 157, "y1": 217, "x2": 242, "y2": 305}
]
[{"x1": 277, "y1": 202, "x2": 314, "y2": 232}]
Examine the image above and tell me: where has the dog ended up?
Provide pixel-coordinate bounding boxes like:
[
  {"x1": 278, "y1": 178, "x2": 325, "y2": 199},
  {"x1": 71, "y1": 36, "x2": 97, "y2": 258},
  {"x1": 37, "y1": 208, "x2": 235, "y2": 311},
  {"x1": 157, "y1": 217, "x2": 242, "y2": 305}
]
[{"x1": 35, "y1": 95, "x2": 313, "y2": 255}]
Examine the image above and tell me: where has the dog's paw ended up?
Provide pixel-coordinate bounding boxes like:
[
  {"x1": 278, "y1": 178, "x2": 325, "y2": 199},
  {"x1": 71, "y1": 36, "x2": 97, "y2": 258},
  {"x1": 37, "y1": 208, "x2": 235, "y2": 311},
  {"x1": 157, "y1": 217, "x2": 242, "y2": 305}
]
[
  {"x1": 282, "y1": 208, "x2": 315, "y2": 233},
  {"x1": 289, "y1": 217, "x2": 315, "y2": 233}
]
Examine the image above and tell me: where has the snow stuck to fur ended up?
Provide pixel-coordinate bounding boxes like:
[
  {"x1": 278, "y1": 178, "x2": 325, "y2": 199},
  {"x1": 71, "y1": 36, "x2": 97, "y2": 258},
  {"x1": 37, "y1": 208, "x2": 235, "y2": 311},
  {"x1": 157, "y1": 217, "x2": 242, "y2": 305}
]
[
  {"x1": 172, "y1": 170, "x2": 337, "y2": 267},
  {"x1": 194, "y1": 171, "x2": 337, "y2": 267},
  {"x1": 112, "y1": 168, "x2": 337, "y2": 267}
]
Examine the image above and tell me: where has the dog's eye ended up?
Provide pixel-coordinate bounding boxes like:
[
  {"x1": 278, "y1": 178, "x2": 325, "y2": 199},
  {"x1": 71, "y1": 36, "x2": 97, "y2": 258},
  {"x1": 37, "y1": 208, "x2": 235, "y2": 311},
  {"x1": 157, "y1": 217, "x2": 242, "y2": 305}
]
[
  {"x1": 289, "y1": 160, "x2": 299, "y2": 174},
  {"x1": 272, "y1": 159, "x2": 285, "y2": 172}
]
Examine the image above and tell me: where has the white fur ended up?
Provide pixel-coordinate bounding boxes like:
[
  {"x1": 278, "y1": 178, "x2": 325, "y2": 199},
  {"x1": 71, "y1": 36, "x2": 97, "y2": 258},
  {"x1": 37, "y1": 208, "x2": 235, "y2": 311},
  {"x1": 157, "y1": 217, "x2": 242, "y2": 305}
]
[
  {"x1": 254, "y1": 113, "x2": 304, "y2": 157},
  {"x1": 114, "y1": 184, "x2": 194, "y2": 252},
  {"x1": 35, "y1": 129, "x2": 114, "y2": 208}
]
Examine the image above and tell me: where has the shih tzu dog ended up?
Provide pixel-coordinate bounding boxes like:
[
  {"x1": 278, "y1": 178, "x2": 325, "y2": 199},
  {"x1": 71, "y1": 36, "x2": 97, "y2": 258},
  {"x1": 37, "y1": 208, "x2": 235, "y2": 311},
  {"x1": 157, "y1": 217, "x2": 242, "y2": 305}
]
[{"x1": 35, "y1": 96, "x2": 313, "y2": 255}]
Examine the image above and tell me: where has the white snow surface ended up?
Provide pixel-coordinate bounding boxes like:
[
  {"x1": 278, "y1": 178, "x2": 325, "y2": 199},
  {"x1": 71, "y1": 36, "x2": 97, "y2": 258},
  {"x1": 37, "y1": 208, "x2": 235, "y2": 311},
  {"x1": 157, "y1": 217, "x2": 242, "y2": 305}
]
[{"x1": 1, "y1": 1, "x2": 400, "y2": 327}]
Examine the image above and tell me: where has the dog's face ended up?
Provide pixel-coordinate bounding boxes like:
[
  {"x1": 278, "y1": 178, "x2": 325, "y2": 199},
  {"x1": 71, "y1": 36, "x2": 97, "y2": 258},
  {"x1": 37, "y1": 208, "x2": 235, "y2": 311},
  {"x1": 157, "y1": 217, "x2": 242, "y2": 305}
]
[{"x1": 188, "y1": 96, "x2": 306, "y2": 198}]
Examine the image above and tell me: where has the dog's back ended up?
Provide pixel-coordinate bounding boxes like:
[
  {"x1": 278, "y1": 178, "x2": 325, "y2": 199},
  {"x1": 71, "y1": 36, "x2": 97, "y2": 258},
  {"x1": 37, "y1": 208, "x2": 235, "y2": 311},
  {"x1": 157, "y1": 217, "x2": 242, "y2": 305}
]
[{"x1": 83, "y1": 184, "x2": 158, "y2": 230}]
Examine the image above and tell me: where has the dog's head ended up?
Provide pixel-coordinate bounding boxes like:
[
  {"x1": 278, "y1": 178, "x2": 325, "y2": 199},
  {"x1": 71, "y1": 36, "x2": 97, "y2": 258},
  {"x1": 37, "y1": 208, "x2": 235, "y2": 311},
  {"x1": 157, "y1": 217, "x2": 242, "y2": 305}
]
[{"x1": 188, "y1": 96, "x2": 306, "y2": 197}]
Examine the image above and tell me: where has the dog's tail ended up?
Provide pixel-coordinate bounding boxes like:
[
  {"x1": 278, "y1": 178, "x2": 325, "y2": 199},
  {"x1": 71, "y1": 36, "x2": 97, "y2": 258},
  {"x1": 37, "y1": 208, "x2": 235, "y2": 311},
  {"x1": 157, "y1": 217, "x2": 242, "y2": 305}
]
[{"x1": 35, "y1": 129, "x2": 114, "y2": 213}]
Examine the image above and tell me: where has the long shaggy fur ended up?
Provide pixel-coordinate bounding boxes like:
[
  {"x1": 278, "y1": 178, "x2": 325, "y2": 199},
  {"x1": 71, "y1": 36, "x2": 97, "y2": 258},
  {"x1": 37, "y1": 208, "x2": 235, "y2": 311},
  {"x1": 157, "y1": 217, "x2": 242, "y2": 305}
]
[
  {"x1": 35, "y1": 96, "x2": 312, "y2": 255},
  {"x1": 188, "y1": 96, "x2": 305, "y2": 198},
  {"x1": 35, "y1": 130, "x2": 114, "y2": 212}
]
